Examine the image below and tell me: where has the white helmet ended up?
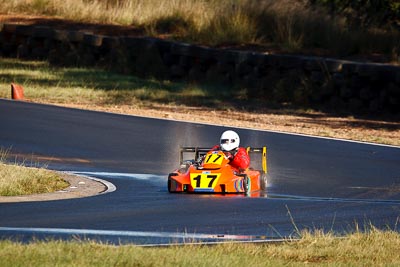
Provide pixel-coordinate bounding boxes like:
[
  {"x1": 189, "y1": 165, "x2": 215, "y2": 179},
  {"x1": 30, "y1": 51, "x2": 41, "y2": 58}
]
[{"x1": 220, "y1": 130, "x2": 240, "y2": 151}]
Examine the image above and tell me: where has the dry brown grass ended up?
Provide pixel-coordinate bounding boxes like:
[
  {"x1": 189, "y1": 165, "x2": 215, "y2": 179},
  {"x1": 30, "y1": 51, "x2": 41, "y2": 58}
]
[
  {"x1": 1, "y1": 0, "x2": 399, "y2": 62},
  {"x1": 0, "y1": 148, "x2": 68, "y2": 196},
  {"x1": 0, "y1": 228, "x2": 399, "y2": 266}
]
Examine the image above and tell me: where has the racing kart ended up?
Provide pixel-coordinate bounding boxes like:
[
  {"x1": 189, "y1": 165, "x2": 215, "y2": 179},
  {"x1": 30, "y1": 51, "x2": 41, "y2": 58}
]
[{"x1": 168, "y1": 147, "x2": 267, "y2": 195}]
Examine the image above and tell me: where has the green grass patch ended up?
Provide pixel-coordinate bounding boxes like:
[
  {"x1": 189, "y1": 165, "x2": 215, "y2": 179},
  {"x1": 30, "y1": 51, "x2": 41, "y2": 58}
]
[
  {"x1": 0, "y1": 58, "x2": 241, "y2": 109},
  {"x1": 0, "y1": 228, "x2": 399, "y2": 266},
  {"x1": 0, "y1": 148, "x2": 68, "y2": 196}
]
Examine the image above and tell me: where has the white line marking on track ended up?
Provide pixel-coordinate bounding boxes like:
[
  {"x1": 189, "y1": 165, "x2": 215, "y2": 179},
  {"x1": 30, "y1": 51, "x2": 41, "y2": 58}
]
[{"x1": 0, "y1": 227, "x2": 286, "y2": 244}]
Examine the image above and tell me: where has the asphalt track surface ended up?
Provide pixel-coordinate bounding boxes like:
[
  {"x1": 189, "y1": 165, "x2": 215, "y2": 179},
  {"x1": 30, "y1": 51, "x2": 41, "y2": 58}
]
[{"x1": 1, "y1": 99, "x2": 400, "y2": 245}]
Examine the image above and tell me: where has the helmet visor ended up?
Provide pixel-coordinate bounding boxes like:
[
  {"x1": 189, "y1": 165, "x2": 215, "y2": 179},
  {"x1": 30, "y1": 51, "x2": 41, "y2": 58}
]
[{"x1": 221, "y1": 139, "x2": 236, "y2": 144}]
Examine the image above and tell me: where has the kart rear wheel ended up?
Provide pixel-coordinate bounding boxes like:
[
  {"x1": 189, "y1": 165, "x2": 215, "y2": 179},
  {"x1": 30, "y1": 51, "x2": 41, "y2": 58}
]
[{"x1": 259, "y1": 173, "x2": 267, "y2": 192}]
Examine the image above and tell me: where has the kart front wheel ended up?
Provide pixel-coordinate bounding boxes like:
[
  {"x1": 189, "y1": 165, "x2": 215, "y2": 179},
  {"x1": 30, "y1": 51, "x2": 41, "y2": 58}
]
[{"x1": 167, "y1": 173, "x2": 178, "y2": 193}]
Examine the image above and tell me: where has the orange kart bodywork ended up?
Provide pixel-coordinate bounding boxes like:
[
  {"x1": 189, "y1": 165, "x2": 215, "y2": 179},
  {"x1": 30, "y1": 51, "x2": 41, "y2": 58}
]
[{"x1": 168, "y1": 147, "x2": 267, "y2": 194}]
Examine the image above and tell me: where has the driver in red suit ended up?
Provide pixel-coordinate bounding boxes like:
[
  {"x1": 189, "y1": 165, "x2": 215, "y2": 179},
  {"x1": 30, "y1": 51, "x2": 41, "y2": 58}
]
[{"x1": 210, "y1": 130, "x2": 250, "y2": 171}]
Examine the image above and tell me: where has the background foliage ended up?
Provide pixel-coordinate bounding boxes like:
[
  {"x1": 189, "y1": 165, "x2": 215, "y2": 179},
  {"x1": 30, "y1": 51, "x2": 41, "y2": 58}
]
[
  {"x1": 1, "y1": 0, "x2": 399, "y2": 62},
  {"x1": 308, "y1": 0, "x2": 400, "y2": 28}
]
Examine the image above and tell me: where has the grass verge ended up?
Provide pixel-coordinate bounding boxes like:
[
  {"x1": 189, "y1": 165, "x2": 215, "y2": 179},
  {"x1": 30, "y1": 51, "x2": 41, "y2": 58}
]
[
  {"x1": 0, "y1": 228, "x2": 399, "y2": 266},
  {"x1": 0, "y1": 58, "x2": 236, "y2": 107},
  {"x1": 0, "y1": 148, "x2": 68, "y2": 196}
]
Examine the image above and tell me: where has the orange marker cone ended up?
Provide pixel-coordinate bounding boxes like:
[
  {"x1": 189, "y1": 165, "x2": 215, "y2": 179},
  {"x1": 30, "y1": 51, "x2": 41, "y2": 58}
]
[{"x1": 11, "y1": 83, "x2": 24, "y2": 100}]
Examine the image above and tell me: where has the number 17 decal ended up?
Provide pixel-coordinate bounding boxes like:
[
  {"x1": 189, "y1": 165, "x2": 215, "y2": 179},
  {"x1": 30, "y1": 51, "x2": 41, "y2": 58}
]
[
  {"x1": 204, "y1": 153, "x2": 224, "y2": 165},
  {"x1": 190, "y1": 173, "x2": 221, "y2": 188}
]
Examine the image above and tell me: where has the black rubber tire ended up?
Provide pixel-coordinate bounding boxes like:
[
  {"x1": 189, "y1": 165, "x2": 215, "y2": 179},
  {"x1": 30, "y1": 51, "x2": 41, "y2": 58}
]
[
  {"x1": 259, "y1": 173, "x2": 267, "y2": 192},
  {"x1": 167, "y1": 178, "x2": 172, "y2": 193},
  {"x1": 243, "y1": 175, "x2": 250, "y2": 195}
]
